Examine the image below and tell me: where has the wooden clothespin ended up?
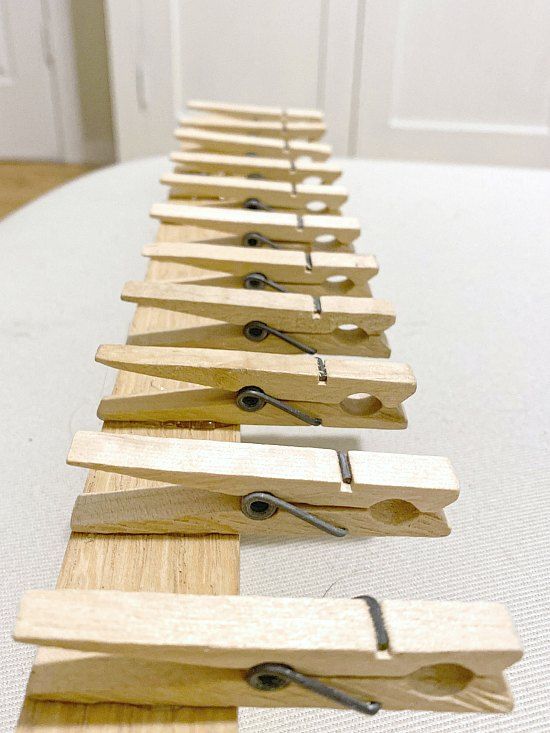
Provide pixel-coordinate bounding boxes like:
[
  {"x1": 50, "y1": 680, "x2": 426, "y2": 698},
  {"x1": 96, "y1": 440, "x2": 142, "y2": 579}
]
[
  {"x1": 67, "y1": 431, "x2": 458, "y2": 537},
  {"x1": 120, "y1": 281, "x2": 393, "y2": 356},
  {"x1": 14, "y1": 589, "x2": 522, "y2": 713},
  {"x1": 175, "y1": 128, "x2": 331, "y2": 161},
  {"x1": 187, "y1": 99, "x2": 324, "y2": 122},
  {"x1": 143, "y1": 241, "x2": 377, "y2": 296},
  {"x1": 95, "y1": 346, "x2": 416, "y2": 427},
  {"x1": 178, "y1": 116, "x2": 326, "y2": 142},
  {"x1": 161, "y1": 173, "x2": 347, "y2": 213},
  {"x1": 150, "y1": 203, "x2": 360, "y2": 248},
  {"x1": 171, "y1": 151, "x2": 342, "y2": 183}
]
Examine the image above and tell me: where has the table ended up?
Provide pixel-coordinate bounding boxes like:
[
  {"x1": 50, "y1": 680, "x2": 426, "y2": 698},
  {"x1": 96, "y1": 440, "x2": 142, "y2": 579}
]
[{"x1": 1, "y1": 156, "x2": 549, "y2": 732}]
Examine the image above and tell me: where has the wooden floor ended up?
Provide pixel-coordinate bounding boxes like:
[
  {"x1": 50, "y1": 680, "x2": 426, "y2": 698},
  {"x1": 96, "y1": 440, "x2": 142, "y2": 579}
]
[{"x1": 0, "y1": 161, "x2": 95, "y2": 219}]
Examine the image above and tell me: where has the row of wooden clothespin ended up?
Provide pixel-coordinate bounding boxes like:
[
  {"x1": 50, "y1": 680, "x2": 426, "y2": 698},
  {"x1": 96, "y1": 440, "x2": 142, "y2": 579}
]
[{"x1": 15, "y1": 99, "x2": 521, "y2": 720}]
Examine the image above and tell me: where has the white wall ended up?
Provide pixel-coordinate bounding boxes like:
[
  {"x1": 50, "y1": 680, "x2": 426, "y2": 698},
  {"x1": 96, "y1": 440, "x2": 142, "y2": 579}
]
[
  {"x1": 106, "y1": 0, "x2": 550, "y2": 166},
  {"x1": 357, "y1": 0, "x2": 550, "y2": 166},
  {"x1": 0, "y1": 0, "x2": 114, "y2": 164}
]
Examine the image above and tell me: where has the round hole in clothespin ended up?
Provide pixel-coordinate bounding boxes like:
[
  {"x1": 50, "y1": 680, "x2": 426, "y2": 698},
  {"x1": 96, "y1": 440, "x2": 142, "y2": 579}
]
[
  {"x1": 408, "y1": 664, "x2": 474, "y2": 697},
  {"x1": 333, "y1": 325, "x2": 370, "y2": 347},
  {"x1": 340, "y1": 394, "x2": 382, "y2": 417},
  {"x1": 324, "y1": 276, "x2": 354, "y2": 295},
  {"x1": 369, "y1": 499, "x2": 420, "y2": 526},
  {"x1": 306, "y1": 200, "x2": 328, "y2": 213},
  {"x1": 314, "y1": 233, "x2": 337, "y2": 245}
]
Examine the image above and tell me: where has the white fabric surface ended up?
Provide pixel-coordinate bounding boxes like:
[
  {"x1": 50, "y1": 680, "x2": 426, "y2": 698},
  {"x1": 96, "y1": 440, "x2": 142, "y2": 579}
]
[{"x1": 1, "y1": 157, "x2": 549, "y2": 732}]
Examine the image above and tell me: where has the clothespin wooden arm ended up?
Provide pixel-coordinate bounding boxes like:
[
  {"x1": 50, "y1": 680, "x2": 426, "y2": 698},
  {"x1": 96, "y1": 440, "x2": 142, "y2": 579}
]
[
  {"x1": 187, "y1": 100, "x2": 324, "y2": 121},
  {"x1": 67, "y1": 431, "x2": 459, "y2": 512},
  {"x1": 120, "y1": 281, "x2": 395, "y2": 334},
  {"x1": 142, "y1": 243, "x2": 378, "y2": 287},
  {"x1": 175, "y1": 128, "x2": 332, "y2": 161},
  {"x1": 15, "y1": 590, "x2": 522, "y2": 680},
  {"x1": 95, "y1": 345, "x2": 416, "y2": 407},
  {"x1": 150, "y1": 204, "x2": 360, "y2": 245},
  {"x1": 178, "y1": 117, "x2": 326, "y2": 141},
  {"x1": 170, "y1": 151, "x2": 342, "y2": 183},
  {"x1": 160, "y1": 173, "x2": 347, "y2": 210}
]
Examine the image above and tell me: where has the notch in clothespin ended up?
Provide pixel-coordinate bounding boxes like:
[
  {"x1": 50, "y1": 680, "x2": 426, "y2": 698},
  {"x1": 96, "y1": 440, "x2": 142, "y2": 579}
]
[
  {"x1": 175, "y1": 128, "x2": 331, "y2": 161},
  {"x1": 177, "y1": 116, "x2": 326, "y2": 142},
  {"x1": 14, "y1": 590, "x2": 522, "y2": 713},
  {"x1": 95, "y1": 345, "x2": 416, "y2": 427},
  {"x1": 121, "y1": 281, "x2": 393, "y2": 356},
  {"x1": 171, "y1": 152, "x2": 342, "y2": 184},
  {"x1": 161, "y1": 173, "x2": 347, "y2": 213},
  {"x1": 150, "y1": 203, "x2": 360, "y2": 249},
  {"x1": 143, "y1": 242, "x2": 377, "y2": 296},
  {"x1": 67, "y1": 431, "x2": 458, "y2": 537},
  {"x1": 187, "y1": 99, "x2": 324, "y2": 122}
]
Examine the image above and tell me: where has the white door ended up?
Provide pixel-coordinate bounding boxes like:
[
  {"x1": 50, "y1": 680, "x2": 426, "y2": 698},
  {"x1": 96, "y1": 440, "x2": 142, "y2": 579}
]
[
  {"x1": 356, "y1": 0, "x2": 550, "y2": 167},
  {"x1": 105, "y1": 0, "x2": 359, "y2": 160},
  {"x1": 0, "y1": 0, "x2": 60, "y2": 159},
  {"x1": 106, "y1": 0, "x2": 550, "y2": 167}
]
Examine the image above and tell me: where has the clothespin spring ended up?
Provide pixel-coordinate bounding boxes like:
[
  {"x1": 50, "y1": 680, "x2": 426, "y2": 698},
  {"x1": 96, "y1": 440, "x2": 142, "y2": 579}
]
[
  {"x1": 243, "y1": 321, "x2": 316, "y2": 355},
  {"x1": 236, "y1": 387, "x2": 321, "y2": 426},
  {"x1": 241, "y1": 492, "x2": 348, "y2": 537},
  {"x1": 246, "y1": 663, "x2": 380, "y2": 715},
  {"x1": 243, "y1": 273, "x2": 288, "y2": 292},
  {"x1": 242, "y1": 232, "x2": 280, "y2": 248},
  {"x1": 246, "y1": 595, "x2": 387, "y2": 716},
  {"x1": 243, "y1": 198, "x2": 273, "y2": 212}
]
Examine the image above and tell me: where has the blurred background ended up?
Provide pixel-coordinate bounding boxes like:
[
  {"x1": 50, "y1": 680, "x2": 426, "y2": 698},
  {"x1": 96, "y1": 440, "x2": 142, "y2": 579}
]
[{"x1": 1, "y1": 0, "x2": 550, "y2": 217}]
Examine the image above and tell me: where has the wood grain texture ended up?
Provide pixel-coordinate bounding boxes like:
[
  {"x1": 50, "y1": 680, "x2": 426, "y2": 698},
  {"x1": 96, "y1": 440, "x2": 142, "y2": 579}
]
[
  {"x1": 65, "y1": 431, "x2": 457, "y2": 537},
  {"x1": 125, "y1": 312, "x2": 389, "y2": 356},
  {"x1": 16, "y1": 219, "x2": 240, "y2": 731},
  {"x1": 69, "y1": 491, "x2": 451, "y2": 537},
  {"x1": 94, "y1": 346, "x2": 415, "y2": 427},
  {"x1": 142, "y1": 243, "x2": 376, "y2": 287},
  {"x1": 19, "y1": 649, "x2": 516, "y2": 713},
  {"x1": 95, "y1": 347, "x2": 415, "y2": 405},
  {"x1": 67, "y1": 432, "x2": 459, "y2": 510},
  {"x1": 15, "y1": 591, "x2": 522, "y2": 713},
  {"x1": 16, "y1": 592, "x2": 523, "y2": 676},
  {"x1": 120, "y1": 281, "x2": 394, "y2": 338},
  {"x1": 0, "y1": 162, "x2": 94, "y2": 219}
]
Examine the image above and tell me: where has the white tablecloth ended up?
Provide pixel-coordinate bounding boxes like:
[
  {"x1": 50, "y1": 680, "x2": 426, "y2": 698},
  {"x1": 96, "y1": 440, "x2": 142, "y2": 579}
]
[{"x1": 1, "y1": 157, "x2": 549, "y2": 732}]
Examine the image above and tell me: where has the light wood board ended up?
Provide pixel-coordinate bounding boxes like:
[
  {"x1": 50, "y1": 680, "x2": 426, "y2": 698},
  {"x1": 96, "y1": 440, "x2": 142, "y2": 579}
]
[{"x1": 17, "y1": 218, "x2": 240, "y2": 731}]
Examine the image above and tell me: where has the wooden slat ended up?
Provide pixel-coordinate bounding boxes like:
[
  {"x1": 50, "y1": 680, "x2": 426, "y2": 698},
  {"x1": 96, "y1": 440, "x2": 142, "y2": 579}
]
[{"x1": 17, "y1": 220, "x2": 240, "y2": 731}]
